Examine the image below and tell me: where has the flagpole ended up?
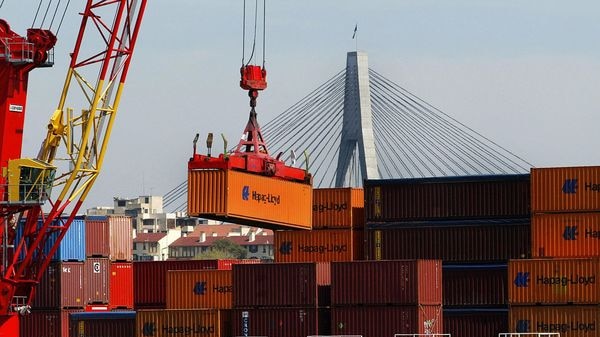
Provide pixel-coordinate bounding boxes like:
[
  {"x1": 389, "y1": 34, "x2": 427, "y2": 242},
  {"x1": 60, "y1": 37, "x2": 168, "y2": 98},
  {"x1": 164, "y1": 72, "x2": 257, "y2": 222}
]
[{"x1": 352, "y1": 23, "x2": 358, "y2": 51}]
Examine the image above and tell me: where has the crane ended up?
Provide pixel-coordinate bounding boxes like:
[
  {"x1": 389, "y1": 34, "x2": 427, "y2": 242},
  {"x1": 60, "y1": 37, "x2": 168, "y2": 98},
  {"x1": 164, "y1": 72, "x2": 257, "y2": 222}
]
[{"x1": 0, "y1": 1, "x2": 147, "y2": 336}]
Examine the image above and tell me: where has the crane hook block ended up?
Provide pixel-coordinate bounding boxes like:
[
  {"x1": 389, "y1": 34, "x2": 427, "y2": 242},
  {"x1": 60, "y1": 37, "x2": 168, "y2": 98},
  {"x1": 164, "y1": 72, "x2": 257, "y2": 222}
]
[{"x1": 240, "y1": 65, "x2": 267, "y2": 91}]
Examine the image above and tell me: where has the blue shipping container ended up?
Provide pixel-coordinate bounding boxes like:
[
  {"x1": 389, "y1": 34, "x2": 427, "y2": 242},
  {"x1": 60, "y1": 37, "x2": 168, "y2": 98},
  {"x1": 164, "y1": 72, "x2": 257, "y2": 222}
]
[{"x1": 16, "y1": 217, "x2": 86, "y2": 261}]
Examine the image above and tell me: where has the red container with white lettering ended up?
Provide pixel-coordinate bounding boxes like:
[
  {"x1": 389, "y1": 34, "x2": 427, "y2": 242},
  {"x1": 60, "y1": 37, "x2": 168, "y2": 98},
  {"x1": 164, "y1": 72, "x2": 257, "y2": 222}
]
[{"x1": 34, "y1": 261, "x2": 84, "y2": 309}]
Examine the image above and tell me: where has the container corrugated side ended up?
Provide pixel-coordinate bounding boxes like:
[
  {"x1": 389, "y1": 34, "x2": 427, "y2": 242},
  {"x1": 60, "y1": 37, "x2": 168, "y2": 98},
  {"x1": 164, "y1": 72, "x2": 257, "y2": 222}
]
[
  {"x1": 34, "y1": 261, "x2": 84, "y2": 309},
  {"x1": 16, "y1": 217, "x2": 85, "y2": 261},
  {"x1": 443, "y1": 264, "x2": 508, "y2": 307},
  {"x1": 19, "y1": 309, "x2": 80, "y2": 337},
  {"x1": 84, "y1": 258, "x2": 109, "y2": 304},
  {"x1": 331, "y1": 305, "x2": 444, "y2": 337},
  {"x1": 532, "y1": 166, "x2": 600, "y2": 213},
  {"x1": 366, "y1": 222, "x2": 531, "y2": 262},
  {"x1": 85, "y1": 216, "x2": 110, "y2": 258},
  {"x1": 166, "y1": 270, "x2": 232, "y2": 309},
  {"x1": 365, "y1": 175, "x2": 530, "y2": 222},
  {"x1": 231, "y1": 307, "x2": 319, "y2": 337},
  {"x1": 508, "y1": 258, "x2": 600, "y2": 305},
  {"x1": 216, "y1": 258, "x2": 261, "y2": 270},
  {"x1": 133, "y1": 260, "x2": 219, "y2": 309},
  {"x1": 312, "y1": 188, "x2": 364, "y2": 229},
  {"x1": 274, "y1": 229, "x2": 363, "y2": 262},
  {"x1": 108, "y1": 215, "x2": 133, "y2": 261},
  {"x1": 233, "y1": 263, "x2": 318, "y2": 307},
  {"x1": 443, "y1": 309, "x2": 508, "y2": 337},
  {"x1": 110, "y1": 262, "x2": 133, "y2": 309},
  {"x1": 532, "y1": 212, "x2": 600, "y2": 258},
  {"x1": 136, "y1": 309, "x2": 224, "y2": 337},
  {"x1": 509, "y1": 305, "x2": 599, "y2": 337},
  {"x1": 331, "y1": 260, "x2": 442, "y2": 306},
  {"x1": 69, "y1": 313, "x2": 135, "y2": 337},
  {"x1": 188, "y1": 169, "x2": 312, "y2": 230}
]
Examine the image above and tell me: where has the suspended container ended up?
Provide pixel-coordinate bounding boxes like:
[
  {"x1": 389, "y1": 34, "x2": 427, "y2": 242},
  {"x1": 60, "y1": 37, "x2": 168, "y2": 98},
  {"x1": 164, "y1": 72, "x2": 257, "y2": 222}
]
[
  {"x1": 34, "y1": 261, "x2": 84, "y2": 309},
  {"x1": 187, "y1": 169, "x2": 312, "y2": 230},
  {"x1": 331, "y1": 260, "x2": 442, "y2": 306},
  {"x1": 443, "y1": 264, "x2": 508, "y2": 307},
  {"x1": 312, "y1": 188, "x2": 364, "y2": 229},
  {"x1": 508, "y1": 258, "x2": 600, "y2": 305},
  {"x1": 135, "y1": 309, "x2": 228, "y2": 337},
  {"x1": 531, "y1": 166, "x2": 600, "y2": 213},
  {"x1": 365, "y1": 175, "x2": 530, "y2": 222},
  {"x1": 532, "y1": 212, "x2": 600, "y2": 258},
  {"x1": 508, "y1": 305, "x2": 599, "y2": 337},
  {"x1": 166, "y1": 270, "x2": 233, "y2": 309},
  {"x1": 274, "y1": 228, "x2": 363, "y2": 262},
  {"x1": 85, "y1": 215, "x2": 132, "y2": 261}
]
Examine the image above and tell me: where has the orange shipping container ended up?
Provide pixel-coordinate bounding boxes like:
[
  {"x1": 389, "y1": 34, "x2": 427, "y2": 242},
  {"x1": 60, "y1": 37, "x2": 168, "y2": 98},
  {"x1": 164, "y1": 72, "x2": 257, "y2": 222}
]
[
  {"x1": 312, "y1": 188, "x2": 364, "y2": 229},
  {"x1": 188, "y1": 169, "x2": 312, "y2": 230},
  {"x1": 531, "y1": 166, "x2": 600, "y2": 213},
  {"x1": 532, "y1": 212, "x2": 600, "y2": 258},
  {"x1": 136, "y1": 309, "x2": 228, "y2": 337},
  {"x1": 274, "y1": 229, "x2": 363, "y2": 262},
  {"x1": 509, "y1": 305, "x2": 599, "y2": 337},
  {"x1": 166, "y1": 270, "x2": 232, "y2": 309},
  {"x1": 508, "y1": 258, "x2": 600, "y2": 305}
]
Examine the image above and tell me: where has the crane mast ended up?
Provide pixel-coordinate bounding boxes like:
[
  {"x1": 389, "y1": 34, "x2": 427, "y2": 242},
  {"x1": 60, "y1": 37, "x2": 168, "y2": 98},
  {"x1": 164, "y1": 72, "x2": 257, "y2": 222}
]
[{"x1": 0, "y1": 1, "x2": 147, "y2": 335}]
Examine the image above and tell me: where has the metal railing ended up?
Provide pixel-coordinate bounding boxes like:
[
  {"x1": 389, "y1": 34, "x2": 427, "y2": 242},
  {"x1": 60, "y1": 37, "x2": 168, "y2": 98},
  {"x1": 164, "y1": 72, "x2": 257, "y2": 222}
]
[
  {"x1": 0, "y1": 38, "x2": 54, "y2": 66},
  {"x1": 499, "y1": 334, "x2": 560, "y2": 337},
  {"x1": 0, "y1": 183, "x2": 50, "y2": 205}
]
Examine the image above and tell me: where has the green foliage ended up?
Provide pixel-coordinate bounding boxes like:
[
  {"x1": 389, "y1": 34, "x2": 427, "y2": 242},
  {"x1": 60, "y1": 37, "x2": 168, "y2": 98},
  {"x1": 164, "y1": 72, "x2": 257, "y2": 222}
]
[{"x1": 194, "y1": 238, "x2": 247, "y2": 259}]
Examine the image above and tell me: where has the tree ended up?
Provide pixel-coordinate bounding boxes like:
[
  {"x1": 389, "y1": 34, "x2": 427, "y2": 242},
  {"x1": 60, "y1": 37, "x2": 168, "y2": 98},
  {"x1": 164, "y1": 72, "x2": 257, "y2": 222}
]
[{"x1": 195, "y1": 238, "x2": 247, "y2": 259}]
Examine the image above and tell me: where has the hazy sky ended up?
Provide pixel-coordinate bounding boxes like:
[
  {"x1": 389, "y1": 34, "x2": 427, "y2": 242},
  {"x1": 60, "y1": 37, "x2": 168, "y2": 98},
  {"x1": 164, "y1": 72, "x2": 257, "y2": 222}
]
[{"x1": 2, "y1": 1, "x2": 600, "y2": 210}]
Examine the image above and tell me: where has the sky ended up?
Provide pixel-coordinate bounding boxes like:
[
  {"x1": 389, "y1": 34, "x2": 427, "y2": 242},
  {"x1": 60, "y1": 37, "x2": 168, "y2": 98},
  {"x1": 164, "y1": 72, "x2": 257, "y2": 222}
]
[{"x1": 1, "y1": 1, "x2": 600, "y2": 211}]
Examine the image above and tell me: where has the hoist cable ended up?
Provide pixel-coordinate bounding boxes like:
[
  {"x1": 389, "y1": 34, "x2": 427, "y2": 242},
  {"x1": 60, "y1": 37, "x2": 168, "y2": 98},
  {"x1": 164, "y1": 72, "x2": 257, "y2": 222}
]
[
  {"x1": 262, "y1": 0, "x2": 266, "y2": 67},
  {"x1": 32, "y1": 0, "x2": 44, "y2": 28},
  {"x1": 48, "y1": 0, "x2": 61, "y2": 30},
  {"x1": 241, "y1": 0, "x2": 246, "y2": 65},
  {"x1": 55, "y1": 0, "x2": 70, "y2": 36},
  {"x1": 244, "y1": 0, "x2": 258, "y2": 66},
  {"x1": 40, "y1": 0, "x2": 53, "y2": 28}
]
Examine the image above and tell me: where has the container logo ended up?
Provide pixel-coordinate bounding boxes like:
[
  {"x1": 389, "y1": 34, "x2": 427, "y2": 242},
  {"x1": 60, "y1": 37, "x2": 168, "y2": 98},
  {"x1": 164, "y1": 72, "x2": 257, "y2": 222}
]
[
  {"x1": 242, "y1": 186, "x2": 250, "y2": 201},
  {"x1": 142, "y1": 322, "x2": 156, "y2": 336},
  {"x1": 242, "y1": 311, "x2": 249, "y2": 337},
  {"x1": 537, "y1": 321, "x2": 596, "y2": 333},
  {"x1": 194, "y1": 281, "x2": 207, "y2": 295},
  {"x1": 279, "y1": 241, "x2": 292, "y2": 255},
  {"x1": 536, "y1": 274, "x2": 596, "y2": 287},
  {"x1": 298, "y1": 244, "x2": 347, "y2": 254},
  {"x1": 562, "y1": 178, "x2": 578, "y2": 194},
  {"x1": 516, "y1": 320, "x2": 530, "y2": 332},
  {"x1": 513, "y1": 272, "x2": 530, "y2": 287},
  {"x1": 241, "y1": 185, "x2": 281, "y2": 205},
  {"x1": 93, "y1": 262, "x2": 101, "y2": 274},
  {"x1": 563, "y1": 225, "x2": 578, "y2": 240},
  {"x1": 162, "y1": 325, "x2": 216, "y2": 334},
  {"x1": 313, "y1": 202, "x2": 348, "y2": 213}
]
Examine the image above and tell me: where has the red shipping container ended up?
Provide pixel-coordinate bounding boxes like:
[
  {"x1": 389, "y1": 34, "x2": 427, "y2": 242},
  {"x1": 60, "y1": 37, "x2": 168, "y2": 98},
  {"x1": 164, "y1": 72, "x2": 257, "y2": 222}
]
[
  {"x1": 20, "y1": 309, "x2": 81, "y2": 337},
  {"x1": 444, "y1": 309, "x2": 508, "y2": 337},
  {"x1": 216, "y1": 258, "x2": 261, "y2": 270},
  {"x1": 366, "y1": 222, "x2": 531, "y2": 262},
  {"x1": 365, "y1": 175, "x2": 530, "y2": 222},
  {"x1": 85, "y1": 215, "x2": 132, "y2": 261},
  {"x1": 84, "y1": 258, "x2": 109, "y2": 304},
  {"x1": 133, "y1": 260, "x2": 220, "y2": 309},
  {"x1": 312, "y1": 188, "x2": 364, "y2": 229},
  {"x1": 110, "y1": 262, "x2": 133, "y2": 309},
  {"x1": 231, "y1": 307, "x2": 319, "y2": 337},
  {"x1": 233, "y1": 263, "x2": 319, "y2": 308},
  {"x1": 531, "y1": 166, "x2": 600, "y2": 213},
  {"x1": 274, "y1": 229, "x2": 363, "y2": 262},
  {"x1": 508, "y1": 258, "x2": 600, "y2": 305},
  {"x1": 532, "y1": 212, "x2": 600, "y2": 258},
  {"x1": 331, "y1": 260, "x2": 442, "y2": 306},
  {"x1": 509, "y1": 305, "x2": 600, "y2": 337},
  {"x1": 331, "y1": 305, "x2": 444, "y2": 337},
  {"x1": 443, "y1": 264, "x2": 508, "y2": 307},
  {"x1": 69, "y1": 311, "x2": 135, "y2": 337},
  {"x1": 34, "y1": 261, "x2": 84, "y2": 309}
]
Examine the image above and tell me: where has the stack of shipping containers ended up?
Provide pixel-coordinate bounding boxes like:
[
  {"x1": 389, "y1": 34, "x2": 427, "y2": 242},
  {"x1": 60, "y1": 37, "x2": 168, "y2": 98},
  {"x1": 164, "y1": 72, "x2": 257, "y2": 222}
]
[
  {"x1": 364, "y1": 175, "x2": 532, "y2": 337},
  {"x1": 507, "y1": 166, "x2": 600, "y2": 337}
]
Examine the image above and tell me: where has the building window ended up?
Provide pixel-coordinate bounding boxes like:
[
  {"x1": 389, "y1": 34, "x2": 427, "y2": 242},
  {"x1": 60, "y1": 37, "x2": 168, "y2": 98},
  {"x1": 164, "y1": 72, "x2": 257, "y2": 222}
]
[{"x1": 117, "y1": 200, "x2": 126, "y2": 207}]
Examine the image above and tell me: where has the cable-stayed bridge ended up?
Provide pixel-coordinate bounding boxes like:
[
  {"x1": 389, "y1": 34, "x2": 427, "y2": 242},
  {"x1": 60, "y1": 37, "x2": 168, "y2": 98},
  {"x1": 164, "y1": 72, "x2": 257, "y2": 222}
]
[{"x1": 164, "y1": 51, "x2": 532, "y2": 213}]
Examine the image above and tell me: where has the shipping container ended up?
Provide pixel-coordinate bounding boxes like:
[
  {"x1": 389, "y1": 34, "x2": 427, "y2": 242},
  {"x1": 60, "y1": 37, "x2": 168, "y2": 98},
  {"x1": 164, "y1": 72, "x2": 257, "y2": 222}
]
[
  {"x1": 444, "y1": 308, "x2": 508, "y2": 337},
  {"x1": 331, "y1": 305, "x2": 444, "y2": 337},
  {"x1": 365, "y1": 175, "x2": 530, "y2": 222},
  {"x1": 331, "y1": 260, "x2": 442, "y2": 306},
  {"x1": 166, "y1": 270, "x2": 232, "y2": 309},
  {"x1": 274, "y1": 229, "x2": 363, "y2": 262},
  {"x1": 110, "y1": 262, "x2": 134, "y2": 309},
  {"x1": 231, "y1": 307, "x2": 319, "y2": 337},
  {"x1": 312, "y1": 188, "x2": 364, "y2": 229},
  {"x1": 16, "y1": 217, "x2": 86, "y2": 261},
  {"x1": 69, "y1": 311, "x2": 135, "y2": 337},
  {"x1": 508, "y1": 258, "x2": 600, "y2": 305},
  {"x1": 136, "y1": 309, "x2": 228, "y2": 337},
  {"x1": 188, "y1": 169, "x2": 312, "y2": 230},
  {"x1": 84, "y1": 258, "x2": 109, "y2": 304},
  {"x1": 133, "y1": 260, "x2": 221, "y2": 309},
  {"x1": 366, "y1": 221, "x2": 531, "y2": 262},
  {"x1": 508, "y1": 305, "x2": 599, "y2": 337},
  {"x1": 233, "y1": 263, "x2": 320, "y2": 307},
  {"x1": 531, "y1": 166, "x2": 600, "y2": 213},
  {"x1": 85, "y1": 215, "x2": 132, "y2": 261},
  {"x1": 20, "y1": 309, "x2": 81, "y2": 337},
  {"x1": 34, "y1": 261, "x2": 84, "y2": 309},
  {"x1": 532, "y1": 212, "x2": 600, "y2": 258},
  {"x1": 443, "y1": 264, "x2": 508, "y2": 307},
  {"x1": 216, "y1": 258, "x2": 262, "y2": 270}
]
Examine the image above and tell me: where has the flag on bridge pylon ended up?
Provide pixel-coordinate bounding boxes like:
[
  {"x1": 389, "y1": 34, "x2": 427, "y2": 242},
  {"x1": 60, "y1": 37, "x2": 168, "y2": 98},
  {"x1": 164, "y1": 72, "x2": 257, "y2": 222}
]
[{"x1": 352, "y1": 24, "x2": 357, "y2": 39}]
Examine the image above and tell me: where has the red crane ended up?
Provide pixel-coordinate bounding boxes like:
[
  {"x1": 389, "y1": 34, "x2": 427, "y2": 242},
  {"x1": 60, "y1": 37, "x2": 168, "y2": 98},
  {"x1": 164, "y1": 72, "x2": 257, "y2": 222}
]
[{"x1": 0, "y1": 1, "x2": 147, "y2": 335}]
